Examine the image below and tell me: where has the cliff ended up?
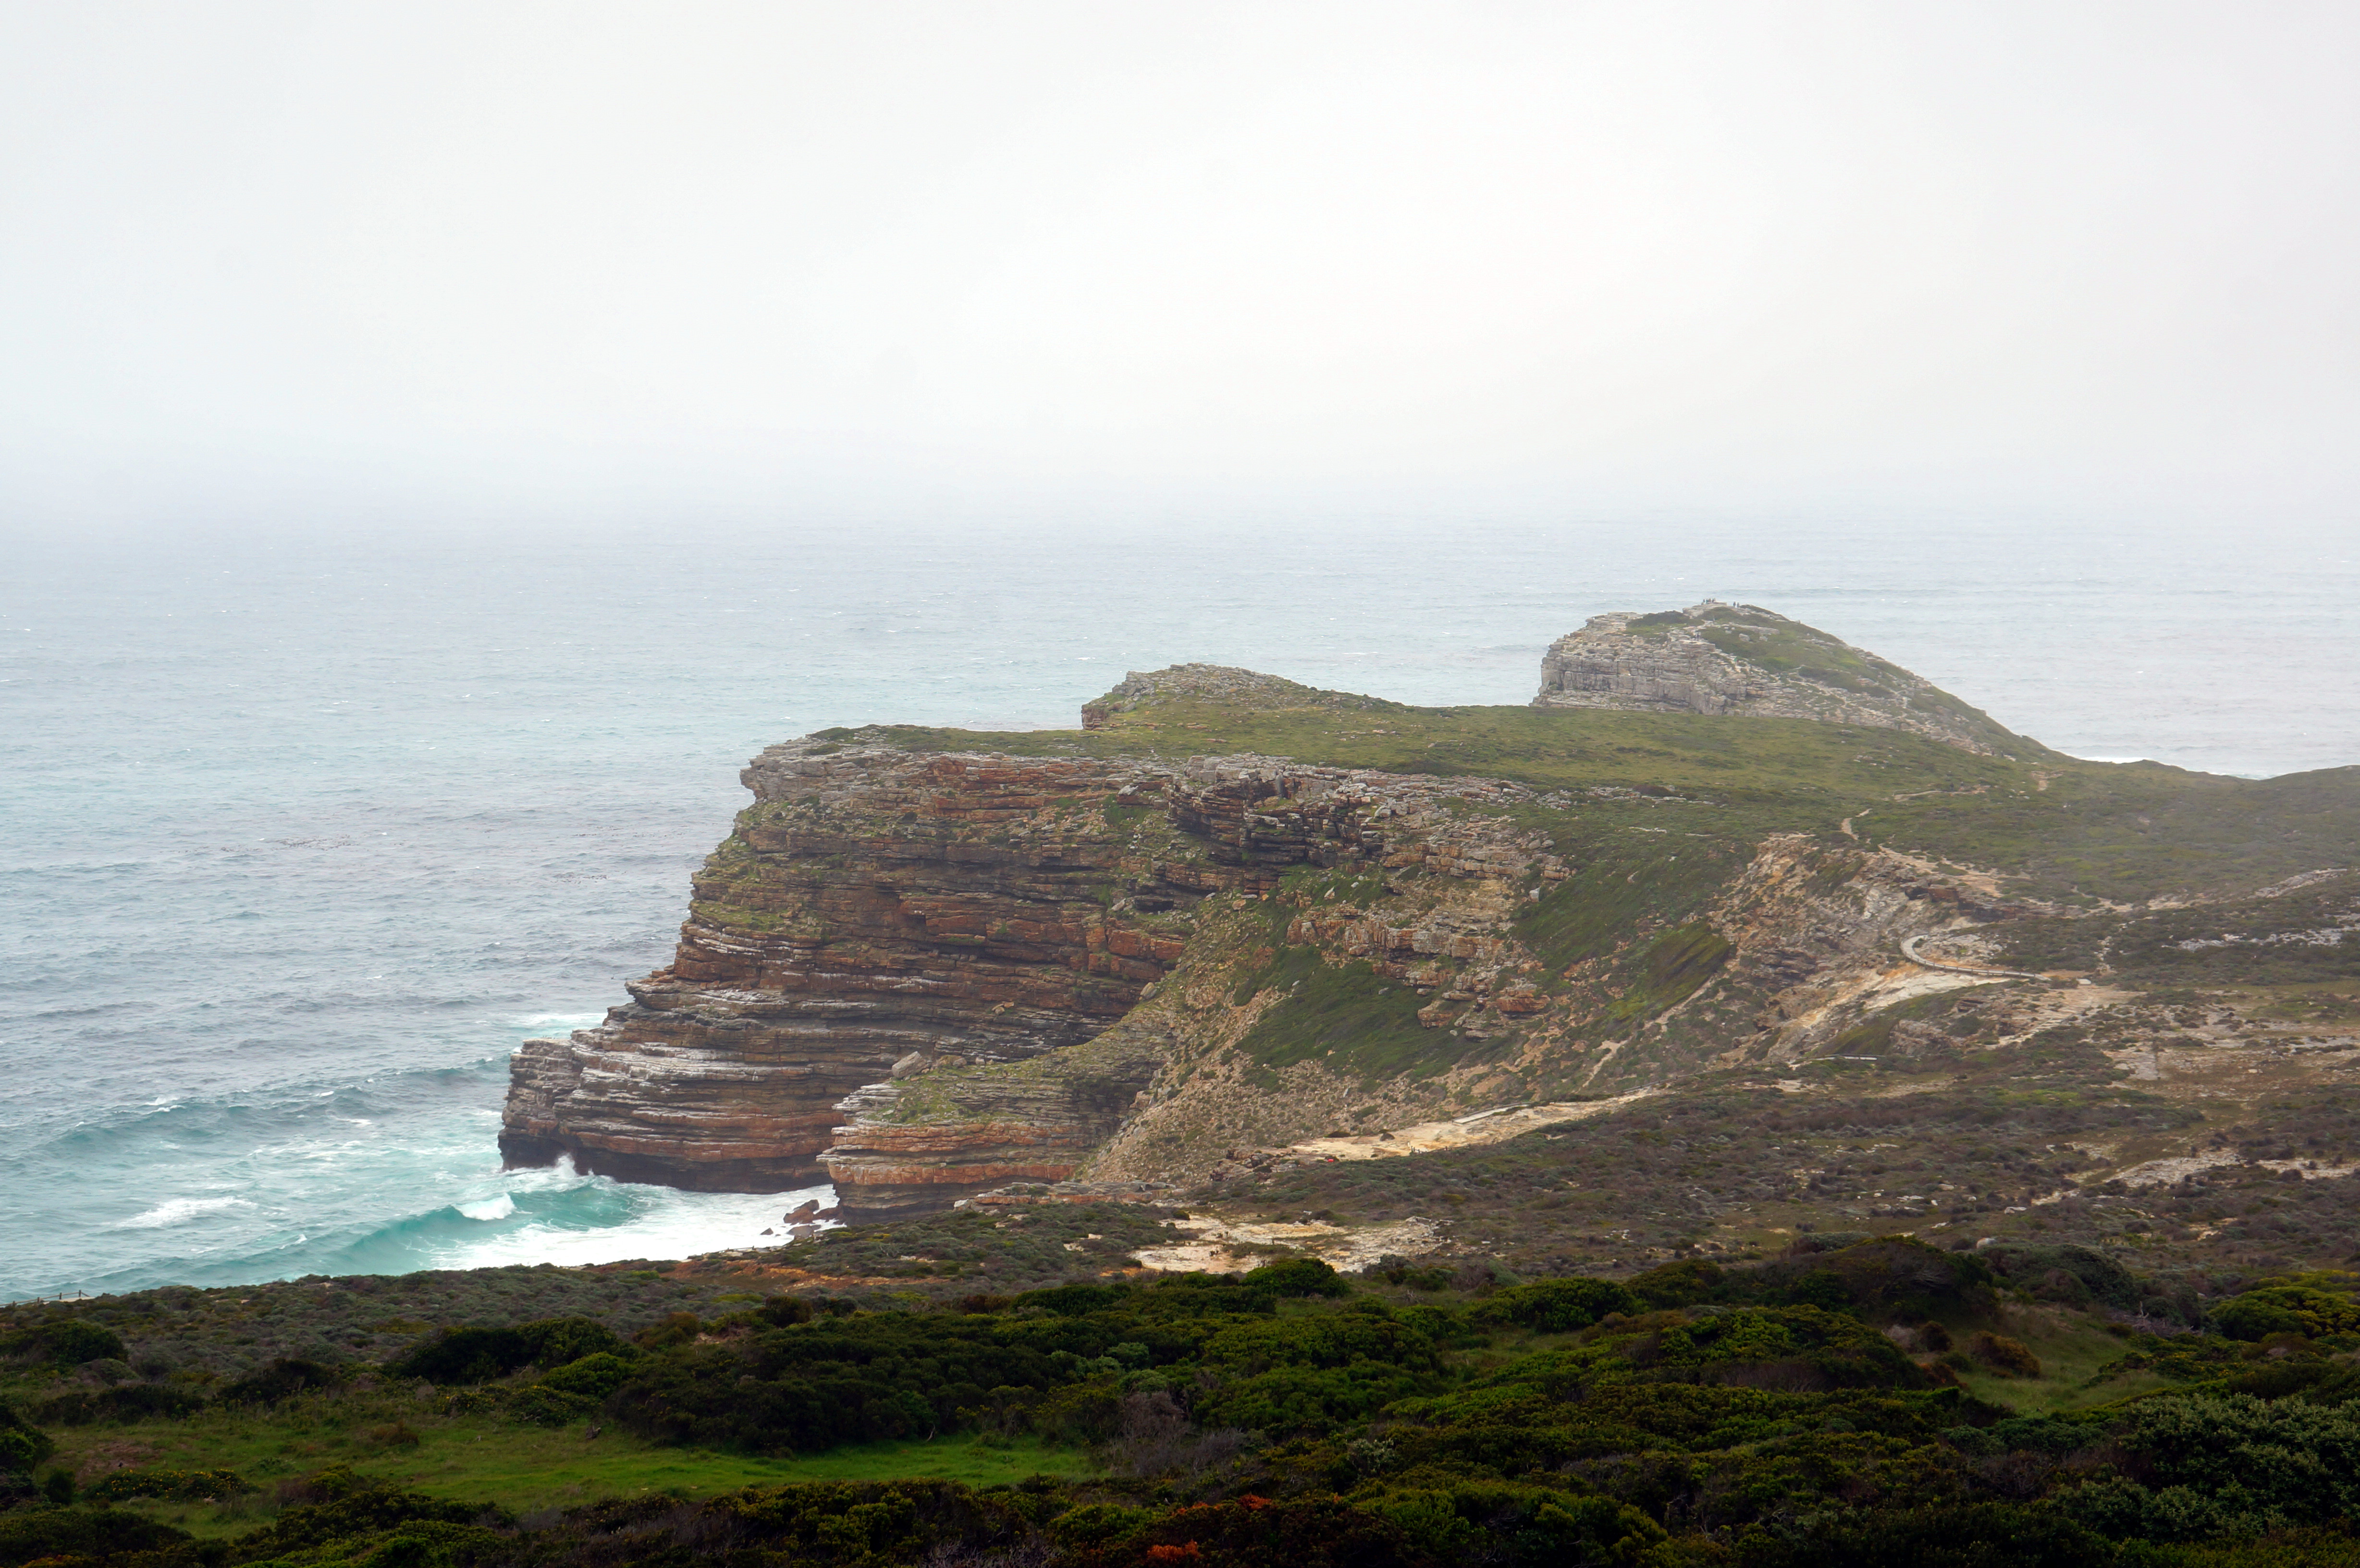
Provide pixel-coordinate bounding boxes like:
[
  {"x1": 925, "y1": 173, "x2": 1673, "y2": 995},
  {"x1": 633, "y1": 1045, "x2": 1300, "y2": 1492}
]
[
  {"x1": 500, "y1": 728, "x2": 1601, "y2": 1215},
  {"x1": 1535, "y1": 601, "x2": 2033, "y2": 759},
  {"x1": 503, "y1": 612, "x2": 2360, "y2": 1227},
  {"x1": 499, "y1": 746, "x2": 1240, "y2": 1192}
]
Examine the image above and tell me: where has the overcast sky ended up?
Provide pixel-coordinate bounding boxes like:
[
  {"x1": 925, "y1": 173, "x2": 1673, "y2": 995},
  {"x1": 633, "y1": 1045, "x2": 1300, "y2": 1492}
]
[{"x1": 4, "y1": 2, "x2": 2356, "y2": 526}]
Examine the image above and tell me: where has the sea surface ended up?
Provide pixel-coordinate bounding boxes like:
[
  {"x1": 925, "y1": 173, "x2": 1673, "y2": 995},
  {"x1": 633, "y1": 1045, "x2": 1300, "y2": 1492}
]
[{"x1": 3, "y1": 511, "x2": 2353, "y2": 1300}]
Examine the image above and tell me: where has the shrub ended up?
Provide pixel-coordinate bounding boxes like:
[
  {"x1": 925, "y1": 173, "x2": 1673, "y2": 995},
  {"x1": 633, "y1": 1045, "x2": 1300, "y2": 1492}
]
[
  {"x1": 220, "y1": 1356, "x2": 342, "y2": 1404},
  {"x1": 0, "y1": 1500, "x2": 189, "y2": 1564},
  {"x1": 1735, "y1": 1502, "x2": 2119, "y2": 1567},
  {"x1": 0, "y1": 1320, "x2": 126, "y2": 1368},
  {"x1": 2061, "y1": 1391, "x2": 2360, "y2": 1540},
  {"x1": 1203, "y1": 1312, "x2": 1437, "y2": 1373},
  {"x1": 2210, "y1": 1286, "x2": 2360, "y2": 1342},
  {"x1": 0, "y1": 1403, "x2": 53, "y2": 1475},
  {"x1": 1199, "y1": 1364, "x2": 1435, "y2": 1436},
  {"x1": 1126, "y1": 1493, "x2": 1424, "y2": 1568},
  {"x1": 1472, "y1": 1276, "x2": 1640, "y2": 1333},
  {"x1": 605, "y1": 1312, "x2": 1073, "y2": 1452},
  {"x1": 83, "y1": 1467, "x2": 250, "y2": 1503},
  {"x1": 231, "y1": 1470, "x2": 500, "y2": 1557},
  {"x1": 1969, "y1": 1332, "x2": 2042, "y2": 1377},
  {"x1": 1244, "y1": 1258, "x2": 1351, "y2": 1298},
  {"x1": 30, "y1": 1384, "x2": 207, "y2": 1426},
  {"x1": 1369, "y1": 1480, "x2": 1664, "y2": 1567},
  {"x1": 1625, "y1": 1259, "x2": 1725, "y2": 1310},
  {"x1": 531, "y1": 1316, "x2": 627, "y2": 1365},
  {"x1": 630, "y1": 1311, "x2": 702, "y2": 1351},
  {"x1": 1017, "y1": 1282, "x2": 1128, "y2": 1317},
  {"x1": 386, "y1": 1315, "x2": 625, "y2": 1384},
  {"x1": 1984, "y1": 1243, "x2": 2144, "y2": 1312},
  {"x1": 506, "y1": 1385, "x2": 598, "y2": 1428},
  {"x1": 1789, "y1": 1268, "x2": 1855, "y2": 1310},
  {"x1": 534, "y1": 1349, "x2": 636, "y2": 1398}
]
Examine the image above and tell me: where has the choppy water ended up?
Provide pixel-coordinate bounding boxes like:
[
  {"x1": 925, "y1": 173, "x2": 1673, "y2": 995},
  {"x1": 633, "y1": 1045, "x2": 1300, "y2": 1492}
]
[{"x1": 3, "y1": 510, "x2": 2353, "y2": 1299}]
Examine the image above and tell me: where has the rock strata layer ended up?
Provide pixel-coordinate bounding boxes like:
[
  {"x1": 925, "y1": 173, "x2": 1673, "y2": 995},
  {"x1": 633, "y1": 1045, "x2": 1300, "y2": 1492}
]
[
  {"x1": 499, "y1": 718, "x2": 1632, "y2": 1217},
  {"x1": 502, "y1": 731, "x2": 1558, "y2": 1210},
  {"x1": 500, "y1": 745, "x2": 1238, "y2": 1192}
]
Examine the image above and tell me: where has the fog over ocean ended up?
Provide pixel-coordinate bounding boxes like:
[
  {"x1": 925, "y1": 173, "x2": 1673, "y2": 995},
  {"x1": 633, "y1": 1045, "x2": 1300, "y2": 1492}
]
[{"x1": 3, "y1": 513, "x2": 2353, "y2": 1299}]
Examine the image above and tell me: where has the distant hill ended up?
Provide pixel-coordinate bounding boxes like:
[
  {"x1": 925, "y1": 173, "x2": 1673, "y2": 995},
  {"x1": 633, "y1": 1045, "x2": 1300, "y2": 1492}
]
[{"x1": 1535, "y1": 600, "x2": 2037, "y2": 759}]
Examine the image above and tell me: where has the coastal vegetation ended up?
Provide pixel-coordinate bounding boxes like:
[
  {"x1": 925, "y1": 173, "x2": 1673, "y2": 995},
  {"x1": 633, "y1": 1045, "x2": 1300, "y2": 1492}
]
[{"x1": 6, "y1": 1250, "x2": 2357, "y2": 1565}]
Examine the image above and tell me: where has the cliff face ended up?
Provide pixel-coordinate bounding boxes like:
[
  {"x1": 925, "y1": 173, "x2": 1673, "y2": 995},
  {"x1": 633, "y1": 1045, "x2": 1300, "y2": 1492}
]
[
  {"x1": 818, "y1": 757, "x2": 1594, "y2": 1216},
  {"x1": 500, "y1": 720, "x2": 1626, "y2": 1215},
  {"x1": 499, "y1": 746, "x2": 1241, "y2": 1191},
  {"x1": 1535, "y1": 601, "x2": 2031, "y2": 759},
  {"x1": 501, "y1": 714, "x2": 2000, "y2": 1217},
  {"x1": 504, "y1": 613, "x2": 2356, "y2": 1230}
]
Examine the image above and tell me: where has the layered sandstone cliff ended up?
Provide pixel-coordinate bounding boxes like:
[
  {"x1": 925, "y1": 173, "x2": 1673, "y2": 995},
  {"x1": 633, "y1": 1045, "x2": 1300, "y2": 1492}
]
[
  {"x1": 1535, "y1": 601, "x2": 2032, "y2": 759},
  {"x1": 499, "y1": 744, "x2": 1239, "y2": 1191},
  {"x1": 499, "y1": 715, "x2": 1626, "y2": 1215},
  {"x1": 503, "y1": 624, "x2": 2076, "y2": 1223}
]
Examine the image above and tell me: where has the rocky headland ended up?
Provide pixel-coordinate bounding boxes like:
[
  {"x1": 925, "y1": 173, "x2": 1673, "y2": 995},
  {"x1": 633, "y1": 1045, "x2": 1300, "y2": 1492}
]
[
  {"x1": 502, "y1": 609, "x2": 2360, "y2": 1235},
  {"x1": 1535, "y1": 600, "x2": 2033, "y2": 758}
]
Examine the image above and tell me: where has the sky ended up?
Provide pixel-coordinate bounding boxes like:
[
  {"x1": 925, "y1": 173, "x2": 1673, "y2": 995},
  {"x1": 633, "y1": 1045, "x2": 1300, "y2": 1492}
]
[{"x1": 3, "y1": 1, "x2": 2357, "y2": 527}]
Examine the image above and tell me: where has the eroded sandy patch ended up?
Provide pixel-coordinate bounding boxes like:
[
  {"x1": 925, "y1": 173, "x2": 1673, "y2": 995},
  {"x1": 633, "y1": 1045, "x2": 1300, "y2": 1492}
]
[
  {"x1": 1287, "y1": 1094, "x2": 1656, "y2": 1163},
  {"x1": 1133, "y1": 1215, "x2": 1442, "y2": 1275}
]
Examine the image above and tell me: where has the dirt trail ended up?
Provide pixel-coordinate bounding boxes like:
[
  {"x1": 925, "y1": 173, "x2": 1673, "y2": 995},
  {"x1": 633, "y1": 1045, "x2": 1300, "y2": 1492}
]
[{"x1": 1900, "y1": 931, "x2": 2052, "y2": 983}]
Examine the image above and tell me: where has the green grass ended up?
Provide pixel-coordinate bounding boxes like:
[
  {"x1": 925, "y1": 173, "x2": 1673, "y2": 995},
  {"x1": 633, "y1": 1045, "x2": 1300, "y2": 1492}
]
[
  {"x1": 58, "y1": 1391, "x2": 1092, "y2": 1533},
  {"x1": 1603, "y1": 920, "x2": 1732, "y2": 1022},
  {"x1": 1943, "y1": 1310, "x2": 2179, "y2": 1415},
  {"x1": 1512, "y1": 851, "x2": 1734, "y2": 974},
  {"x1": 1232, "y1": 947, "x2": 1459, "y2": 1080}
]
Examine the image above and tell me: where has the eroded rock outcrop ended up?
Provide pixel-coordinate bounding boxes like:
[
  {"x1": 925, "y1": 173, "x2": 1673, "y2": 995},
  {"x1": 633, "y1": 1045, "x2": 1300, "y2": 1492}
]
[
  {"x1": 500, "y1": 744, "x2": 1232, "y2": 1191},
  {"x1": 1535, "y1": 601, "x2": 2032, "y2": 758},
  {"x1": 504, "y1": 639, "x2": 2066, "y2": 1223},
  {"x1": 501, "y1": 727, "x2": 1586, "y2": 1214}
]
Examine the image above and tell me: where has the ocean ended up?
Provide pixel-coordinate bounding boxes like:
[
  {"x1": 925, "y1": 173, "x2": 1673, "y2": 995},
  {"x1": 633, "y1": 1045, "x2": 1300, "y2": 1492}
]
[{"x1": 3, "y1": 510, "x2": 2353, "y2": 1300}]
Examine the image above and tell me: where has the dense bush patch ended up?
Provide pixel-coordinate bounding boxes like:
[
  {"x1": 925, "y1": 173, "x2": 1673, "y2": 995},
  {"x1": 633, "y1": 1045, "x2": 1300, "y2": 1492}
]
[{"x1": 3, "y1": 1246, "x2": 2357, "y2": 1566}]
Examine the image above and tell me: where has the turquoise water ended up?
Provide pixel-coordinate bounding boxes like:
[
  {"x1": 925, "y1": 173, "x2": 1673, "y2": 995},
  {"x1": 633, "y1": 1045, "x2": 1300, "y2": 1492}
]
[{"x1": 3, "y1": 512, "x2": 2353, "y2": 1298}]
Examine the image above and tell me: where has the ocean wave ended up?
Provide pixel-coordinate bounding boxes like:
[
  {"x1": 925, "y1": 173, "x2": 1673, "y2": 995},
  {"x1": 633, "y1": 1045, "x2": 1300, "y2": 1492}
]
[
  {"x1": 509, "y1": 1013, "x2": 603, "y2": 1032},
  {"x1": 323, "y1": 1168, "x2": 838, "y2": 1276},
  {"x1": 112, "y1": 1196, "x2": 254, "y2": 1230}
]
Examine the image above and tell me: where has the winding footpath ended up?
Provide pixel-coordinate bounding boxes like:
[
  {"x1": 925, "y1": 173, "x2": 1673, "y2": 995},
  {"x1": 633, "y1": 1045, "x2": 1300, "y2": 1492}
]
[{"x1": 1899, "y1": 931, "x2": 2052, "y2": 984}]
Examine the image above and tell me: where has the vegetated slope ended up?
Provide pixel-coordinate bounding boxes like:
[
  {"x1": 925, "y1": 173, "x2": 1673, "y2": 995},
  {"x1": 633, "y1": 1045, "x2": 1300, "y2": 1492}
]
[{"x1": 6, "y1": 1247, "x2": 2359, "y2": 1567}]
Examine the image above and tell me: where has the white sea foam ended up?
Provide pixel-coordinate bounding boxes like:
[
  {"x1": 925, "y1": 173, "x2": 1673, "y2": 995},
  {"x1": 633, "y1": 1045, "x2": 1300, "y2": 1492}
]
[
  {"x1": 427, "y1": 1174, "x2": 837, "y2": 1272},
  {"x1": 113, "y1": 1197, "x2": 253, "y2": 1230},
  {"x1": 456, "y1": 1192, "x2": 516, "y2": 1221}
]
